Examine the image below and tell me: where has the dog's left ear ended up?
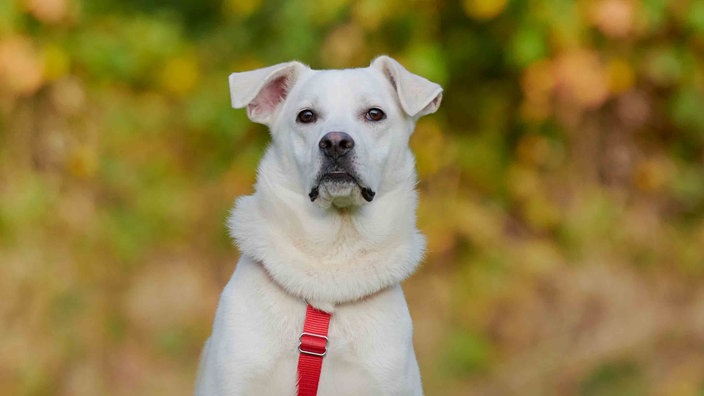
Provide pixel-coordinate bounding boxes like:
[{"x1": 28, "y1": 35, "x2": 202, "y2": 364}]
[
  {"x1": 229, "y1": 61, "x2": 309, "y2": 125},
  {"x1": 371, "y1": 55, "x2": 443, "y2": 119}
]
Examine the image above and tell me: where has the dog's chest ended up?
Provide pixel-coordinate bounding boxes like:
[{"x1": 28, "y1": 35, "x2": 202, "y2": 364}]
[{"x1": 245, "y1": 349, "x2": 373, "y2": 396}]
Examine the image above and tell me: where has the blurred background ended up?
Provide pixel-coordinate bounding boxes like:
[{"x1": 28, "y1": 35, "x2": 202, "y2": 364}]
[{"x1": 1, "y1": 0, "x2": 704, "y2": 395}]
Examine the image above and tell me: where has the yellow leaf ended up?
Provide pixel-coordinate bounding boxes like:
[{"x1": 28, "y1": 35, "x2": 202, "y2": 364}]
[
  {"x1": 159, "y1": 56, "x2": 200, "y2": 96},
  {"x1": 67, "y1": 145, "x2": 98, "y2": 179},
  {"x1": 351, "y1": 0, "x2": 398, "y2": 30},
  {"x1": 223, "y1": 0, "x2": 262, "y2": 19},
  {"x1": 608, "y1": 58, "x2": 635, "y2": 94},
  {"x1": 305, "y1": 0, "x2": 352, "y2": 25},
  {"x1": 43, "y1": 44, "x2": 71, "y2": 81},
  {"x1": 462, "y1": 0, "x2": 508, "y2": 20}
]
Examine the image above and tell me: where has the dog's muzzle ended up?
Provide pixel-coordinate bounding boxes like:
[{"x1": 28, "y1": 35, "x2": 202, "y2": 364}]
[{"x1": 308, "y1": 132, "x2": 376, "y2": 203}]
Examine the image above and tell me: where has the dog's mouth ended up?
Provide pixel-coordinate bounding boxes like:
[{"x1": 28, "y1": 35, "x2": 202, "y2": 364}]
[{"x1": 308, "y1": 169, "x2": 376, "y2": 203}]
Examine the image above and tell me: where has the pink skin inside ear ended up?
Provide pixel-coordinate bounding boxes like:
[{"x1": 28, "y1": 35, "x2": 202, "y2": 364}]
[{"x1": 248, "y1": 76, "x2": 289, "y2": 118}]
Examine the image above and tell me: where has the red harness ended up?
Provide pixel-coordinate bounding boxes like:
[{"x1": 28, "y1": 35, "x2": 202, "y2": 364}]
[{"x1": 297, "y1": 304, "x2": 332, "y2": 396}]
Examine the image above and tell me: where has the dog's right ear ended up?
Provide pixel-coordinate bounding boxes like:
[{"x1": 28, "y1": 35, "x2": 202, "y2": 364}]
[{"x1": 229, "y1": 61, "x2": 308, "y2": 125}]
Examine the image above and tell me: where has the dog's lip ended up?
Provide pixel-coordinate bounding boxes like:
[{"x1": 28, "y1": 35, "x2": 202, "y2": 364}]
[
  {"x1": 322, "y1": 170, "x2": 354, "y2": 179},
  {"x1": 310, "y1": 171, "x2": 376, "y2": 203},
  {"x1": 318, "y1": 167, "x2": 357, "y2": 182}
]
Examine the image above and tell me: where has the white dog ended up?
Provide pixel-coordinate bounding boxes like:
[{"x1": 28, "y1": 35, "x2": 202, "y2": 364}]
[{"x1": 195, "y1": 56, "x2": 442, "y2": 396}]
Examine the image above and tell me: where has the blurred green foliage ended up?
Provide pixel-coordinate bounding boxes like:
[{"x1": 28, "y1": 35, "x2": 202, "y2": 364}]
[
  {"x1": 580, "y1": 360, "x2": 646, "y2": 396},
  {"x1": 1, "y1": 0, "x2": 704, "y2": 395}
]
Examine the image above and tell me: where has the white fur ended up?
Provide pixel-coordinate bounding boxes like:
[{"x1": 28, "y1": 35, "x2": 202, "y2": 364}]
[{"x1": 196, "y1": 56, "x2": 442, "y2": 396}]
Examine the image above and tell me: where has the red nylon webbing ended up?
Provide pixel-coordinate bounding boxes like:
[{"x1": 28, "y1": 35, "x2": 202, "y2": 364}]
[{"x1": 297, "y1": 304, "x2": 331, "y2": 396}]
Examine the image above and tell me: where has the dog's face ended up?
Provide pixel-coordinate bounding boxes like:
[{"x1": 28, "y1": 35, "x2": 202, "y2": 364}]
[
  {"x1": 276, "y1": 69, "x2": 405, "y2": 208},
  {"x1": 229, "y1": 56, "x2": 442, "y2": 209}
]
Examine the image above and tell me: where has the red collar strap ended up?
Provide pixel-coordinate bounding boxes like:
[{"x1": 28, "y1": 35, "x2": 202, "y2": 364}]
[{"x1": 297, "y1": 304, "x2": 332, "y2": 396}]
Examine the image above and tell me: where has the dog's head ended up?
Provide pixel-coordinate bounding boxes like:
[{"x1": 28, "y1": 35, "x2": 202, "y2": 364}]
[{"x1": 229, "y1": 56, "x2": 442, "y2": 209}]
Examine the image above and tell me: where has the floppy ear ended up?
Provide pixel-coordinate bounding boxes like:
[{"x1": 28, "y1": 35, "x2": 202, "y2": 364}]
[
  {"x1": 371, "y1": 55, "x2": 443, "y2": 118},
  {"x1": 229, "y1": 61, "x2": 308, "y2": 125}
]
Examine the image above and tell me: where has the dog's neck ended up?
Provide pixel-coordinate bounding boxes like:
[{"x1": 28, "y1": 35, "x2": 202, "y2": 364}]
[{"x1": 227, "y1": 151, "x2": 425, "y2": 307}]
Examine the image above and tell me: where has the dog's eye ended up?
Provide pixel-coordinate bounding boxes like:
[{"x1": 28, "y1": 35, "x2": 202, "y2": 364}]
[
  {"x1": 296, "y1": 110, "x2": 317, "y2": 124},
  {"x1": 365, "y1": 108, "x2": 386, "y2": 122}
]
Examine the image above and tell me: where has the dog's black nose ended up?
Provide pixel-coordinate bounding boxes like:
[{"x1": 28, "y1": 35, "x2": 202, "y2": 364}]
[{"x1": 319, "y1": 132, "x2": 355, "y2": 158}]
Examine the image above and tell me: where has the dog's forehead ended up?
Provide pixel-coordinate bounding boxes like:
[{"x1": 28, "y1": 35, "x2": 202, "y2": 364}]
[{"x1": 290, "y1": 68, "x2": 394, "y2": 105}]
